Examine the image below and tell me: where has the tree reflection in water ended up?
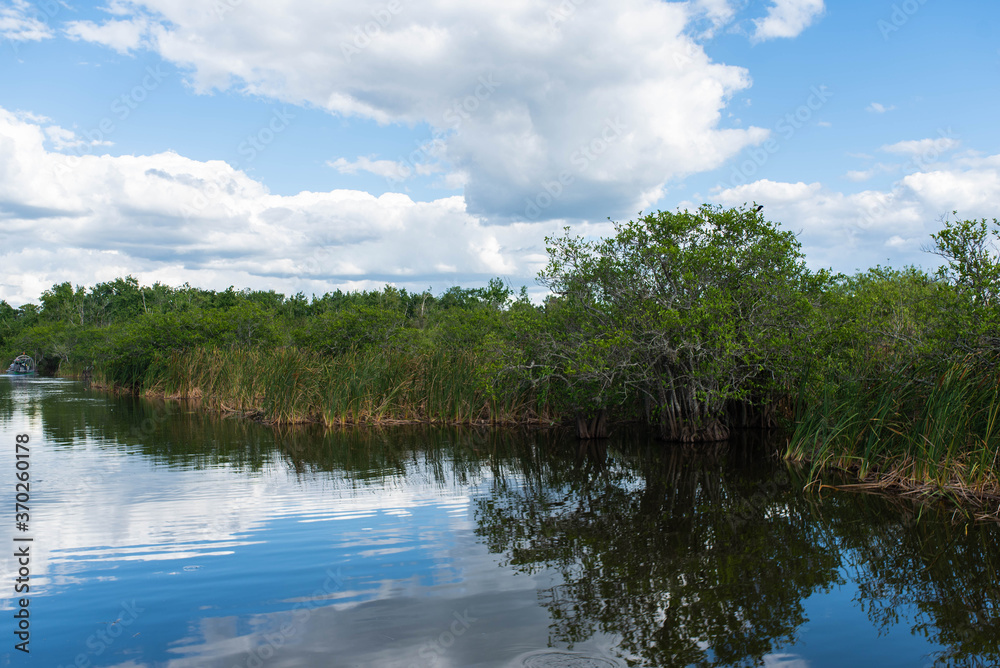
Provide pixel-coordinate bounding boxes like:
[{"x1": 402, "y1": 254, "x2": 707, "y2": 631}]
[
  {"x1": 473, "y1": 431, "x2": 1000, "y2": 667},
  {"x1": 830, "y1": 494, "x2": 1000, "y2": 668}
]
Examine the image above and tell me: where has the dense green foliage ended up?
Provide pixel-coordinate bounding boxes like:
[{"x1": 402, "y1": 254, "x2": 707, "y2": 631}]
[
  {"x1": 540, "y1": 205, "x2": 815, "y2": 440},
  {"x1": 785, "y1": 215, "x2": 1000, "y2": 500},
  {"x1": 3, "y1": 207, "x2": 1000, "y2": 499},
  {"x1": 0, "y1": 276, "x2": 549, "y2": 424}
]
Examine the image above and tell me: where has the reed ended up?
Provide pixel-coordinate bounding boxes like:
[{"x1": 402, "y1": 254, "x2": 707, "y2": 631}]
[
  {"x1": 146, "y1": 345, "x2": 552, "y2": 426},
  {"x1": 786, "y1": 357, "x2": 1000, "y2": 501}
]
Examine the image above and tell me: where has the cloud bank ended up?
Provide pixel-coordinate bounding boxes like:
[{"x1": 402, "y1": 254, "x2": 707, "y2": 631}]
[
  {"x1": 4, "y1": 105, "x2": 1000, "y2": 305},
  {"x1": 60, "y1": 0, "x2": 770, "y2": 220},
  {"x1": 0, "y1": 107, "x2": 610, "y2": 305}
]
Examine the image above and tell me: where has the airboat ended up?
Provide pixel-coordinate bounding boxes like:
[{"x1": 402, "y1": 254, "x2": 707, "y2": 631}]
[{"x1": 6, "y1": 354, "x2": 36, "y2": 376}]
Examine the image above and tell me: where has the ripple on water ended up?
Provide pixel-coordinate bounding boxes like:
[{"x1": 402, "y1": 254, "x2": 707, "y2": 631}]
[{"x1": 518, "y1": 650, "x2": 621, "y2": 668}]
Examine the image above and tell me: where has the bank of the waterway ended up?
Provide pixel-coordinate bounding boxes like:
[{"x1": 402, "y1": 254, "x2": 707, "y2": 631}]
[{"x1": 2, "y1": 375, "x2": 1000, "y2": 666}]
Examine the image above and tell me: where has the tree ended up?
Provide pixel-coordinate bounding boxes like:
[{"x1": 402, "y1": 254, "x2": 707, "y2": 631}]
[
  {"x1": 812, "y1": 266, "x2": 954, "y2": 377},
  {"x1": 539, "y1": 204, "x2": 813, "y2": 441},
  {"x1": 928, "y1": 214, "x2": 1000, "y2": 349},
  {"x1": 930, "y1": 214, "x2": 1000, "y2": 305},
  {"x1": 39, "y1": 282, "x2": 86, "y2": 325}
]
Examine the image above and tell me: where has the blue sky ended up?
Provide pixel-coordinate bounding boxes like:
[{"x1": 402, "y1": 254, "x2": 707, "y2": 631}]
[{"x1": 0, "y1": 0, "x2": 998, "y2": 304}]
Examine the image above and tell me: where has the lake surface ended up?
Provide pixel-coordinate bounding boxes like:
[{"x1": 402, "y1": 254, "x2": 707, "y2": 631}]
[{"x1": 1, "y1": 377, "x2": 998, "y2": 667}]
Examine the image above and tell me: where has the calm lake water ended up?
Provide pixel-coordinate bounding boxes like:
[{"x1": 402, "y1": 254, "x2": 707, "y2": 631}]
[{"x1": 1, "y1": 377, "x2": 998, "y2": 667}]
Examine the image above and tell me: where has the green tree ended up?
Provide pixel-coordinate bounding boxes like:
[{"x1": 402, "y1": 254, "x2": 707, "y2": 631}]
[
  {"x1": 928, "y1": 214, "x2": 1000, "y2": 349},
  {"x1": 540, "y1": 204, "x2": 813, "y2": 441},
  {"x1": 40, "y1": 282, "x2": 86, "y2": 325}
]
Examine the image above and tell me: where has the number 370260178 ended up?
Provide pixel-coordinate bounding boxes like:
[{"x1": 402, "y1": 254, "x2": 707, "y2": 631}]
[{"x1": 15, "y1": 434, "x2": 29, "y2": 526}]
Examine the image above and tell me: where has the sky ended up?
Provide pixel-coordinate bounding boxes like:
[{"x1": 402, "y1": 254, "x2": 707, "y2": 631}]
[{"x1": 0, "y1": 0, "x2": 998, "y2": 305}]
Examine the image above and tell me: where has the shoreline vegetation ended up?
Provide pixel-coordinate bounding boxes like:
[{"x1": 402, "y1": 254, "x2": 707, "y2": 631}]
[{"x1": 3, "y1": 204, "x2": 1000, "y2": 515}]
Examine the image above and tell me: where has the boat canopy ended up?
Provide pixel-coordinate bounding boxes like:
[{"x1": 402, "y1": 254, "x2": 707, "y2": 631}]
[{"x1": 7, "y1": 354, "x2": 36, "y2": 374}]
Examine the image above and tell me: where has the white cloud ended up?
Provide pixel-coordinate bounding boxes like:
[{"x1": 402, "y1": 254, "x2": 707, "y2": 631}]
[
  {"x1": 0, "y1": 107, "x2": 609, "y2": 305},
  {"x1": 44, "y1": 124, "x2": 114, "y2": 151},
  {"x1": 691, "y1": 0, "x2": 736, "y2": 22},
  {"x1": 64, "y1": 17, "x2": 150, "y2": 53},
  {"x1": 881, "y1": 136, "x2": 960, "y2": 155},
  {"x1": 62, "y1": 0, "x2": 768, "y2": 221},
  {"x1": 885, "y1": 234, "x2": 917, "y2": 249},
  {"x1": 690, "y1": 151, "x2": 1000, "y2": 272},
  {"x1": 903, "y1": 166, "x2": 1000, "y2": 212},
  {"x1": 866, "y1": 102, "x2": 895, "y2": 113},
  {"x1": 328, "y1": 156, "x2": 440, "y2": 181},
  {"x1": 844, "y1": 162, "x2": 896, "y2": 182},
  {"x1": 688, "y1": 0, "x2": 738, "y2": 37},
  {"x1": 751, "y1": 0, "x2": 825, "y2": 42},
  {"x1": 841, "y1": 135, "x2": 960, "y2": 183},
  {"x1": 0, "y1": 0, "x2": 55, "y2": 42}
]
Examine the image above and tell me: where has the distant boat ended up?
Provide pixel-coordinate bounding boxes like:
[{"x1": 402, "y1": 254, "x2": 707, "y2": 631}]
[{"x1": 6, "y1": 354, "x2": 36, "y2": 376}]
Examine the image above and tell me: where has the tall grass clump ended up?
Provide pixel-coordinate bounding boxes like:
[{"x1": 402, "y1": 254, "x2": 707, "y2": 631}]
[
  {"x1": 786, "y1": 357, "x2": 1000, "y2": 498},
  {"x1": 149, "y1": 346, "x2": 551, "y2": 426}
]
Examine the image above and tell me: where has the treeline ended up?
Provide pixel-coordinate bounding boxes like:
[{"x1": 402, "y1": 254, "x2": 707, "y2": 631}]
[
  {"x1": 0, "y1": 276, "x2": 553, "y2": 423},
  {"x1": 3, "y1": 205, "x2": 1000, "y2": 497}
]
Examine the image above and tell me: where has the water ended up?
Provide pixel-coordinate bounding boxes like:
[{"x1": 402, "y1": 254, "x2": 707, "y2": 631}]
[{"x1": 1, "y1": 377, "x2": 998, "y2": 667}]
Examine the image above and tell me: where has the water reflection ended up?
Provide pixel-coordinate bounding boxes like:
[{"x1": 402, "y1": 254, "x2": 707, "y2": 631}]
[
  {"x1": 828, "y1": 495, "x2": 1000, "y2": 668},
  {"x1": 474, "y1": 436, "x2": 843, "y2": 666},
  {"x1": 0, "y1": 378, "x2": 998, "y2": 667}
]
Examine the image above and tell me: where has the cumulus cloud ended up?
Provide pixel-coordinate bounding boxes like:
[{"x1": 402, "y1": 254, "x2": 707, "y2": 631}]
[
  {"x1": 0, "y1": 0, "x2": 55, "y2": 42},
  {"x1": 698, "y1": 152, "x2": 1000, "y2": 272},
  {"x1": 0, "y1": 107, "x2": 607, "y2": 305},
  {"x1": 751, "y1": 0, "x2": 825, "y2": 43},
  {"x1": 61, "y1": 0, "x2": 768, "y2": 221}
]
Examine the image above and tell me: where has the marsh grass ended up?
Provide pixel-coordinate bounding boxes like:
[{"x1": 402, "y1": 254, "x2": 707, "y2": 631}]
[
  {"x1": 786, "y1": 357, "x2": 1000, "y2": 509},
  {"x1": 147, "y1": 346, "x2": 553, "y2": 426}
]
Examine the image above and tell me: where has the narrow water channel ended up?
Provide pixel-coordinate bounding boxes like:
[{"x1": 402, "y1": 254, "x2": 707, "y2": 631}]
[{"x1": 1, "y1": 377, "x2": 997, "y2": 667}]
